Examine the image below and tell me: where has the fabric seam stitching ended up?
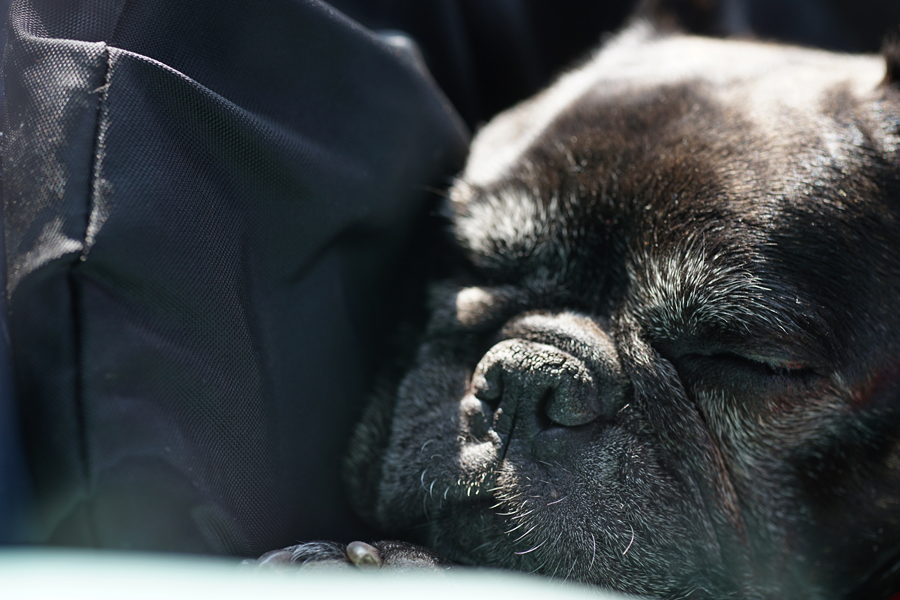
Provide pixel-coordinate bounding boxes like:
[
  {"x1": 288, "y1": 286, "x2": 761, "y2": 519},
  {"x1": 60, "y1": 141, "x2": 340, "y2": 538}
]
[{"x1": 72, "y1": 41, "x2": 112, "y2": 547}]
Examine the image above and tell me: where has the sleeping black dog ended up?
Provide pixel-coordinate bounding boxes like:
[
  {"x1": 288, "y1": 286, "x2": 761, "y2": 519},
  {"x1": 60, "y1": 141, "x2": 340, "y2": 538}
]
[{"x1": 256, "y1": 4, "x2": 900, "y2": 599}]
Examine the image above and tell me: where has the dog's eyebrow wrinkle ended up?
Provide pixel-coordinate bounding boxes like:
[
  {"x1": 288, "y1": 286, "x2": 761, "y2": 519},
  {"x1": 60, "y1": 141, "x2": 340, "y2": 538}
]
[
  {"x1": 455, "y1": 286, "x2": 495, "y2": 327},
  {"x1": 454, "y1": 186, "x2": 569, "y2": 277},
  {"x1": 459, "y1": 23, "x2": 883, "y2": 191},
  {"x1": 631, "y1": 241, "x2": 824, "y2": 348}
]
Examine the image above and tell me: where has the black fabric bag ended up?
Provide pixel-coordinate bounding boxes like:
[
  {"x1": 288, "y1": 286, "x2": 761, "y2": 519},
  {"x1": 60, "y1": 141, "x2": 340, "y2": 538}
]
[
  {"x1": 1, "y1": 0, "x2": 631, "y2": 555},
  {"x1": 3, "y1": 0, "x2": 470, "y2": 554}
]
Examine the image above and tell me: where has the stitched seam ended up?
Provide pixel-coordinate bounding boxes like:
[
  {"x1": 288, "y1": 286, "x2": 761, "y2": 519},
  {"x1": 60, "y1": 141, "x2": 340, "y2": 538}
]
[{"x1": 72, "y1": 42, "x2": 112, "y2": 547}]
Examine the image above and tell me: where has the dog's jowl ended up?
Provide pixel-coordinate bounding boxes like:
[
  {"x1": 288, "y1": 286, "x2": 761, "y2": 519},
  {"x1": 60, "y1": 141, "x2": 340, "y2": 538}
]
[{"x1": 262, "y1": 17, "x2": 900, "y2": 600}]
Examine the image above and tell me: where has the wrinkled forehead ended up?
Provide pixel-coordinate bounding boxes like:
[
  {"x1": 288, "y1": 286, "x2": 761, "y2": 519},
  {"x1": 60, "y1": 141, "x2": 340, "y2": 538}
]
[
  {"x1": 460, "y1": 26, "x2": 887, "y2": 191},
  {"x1": 452, "y1": 27, "x2": 895, "y2": 269}
]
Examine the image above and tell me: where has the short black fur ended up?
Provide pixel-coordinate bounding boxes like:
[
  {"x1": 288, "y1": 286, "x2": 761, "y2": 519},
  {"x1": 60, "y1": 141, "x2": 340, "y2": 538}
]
[{"x1": 258, "y1": 9, "x2": 900, "y2": 600}]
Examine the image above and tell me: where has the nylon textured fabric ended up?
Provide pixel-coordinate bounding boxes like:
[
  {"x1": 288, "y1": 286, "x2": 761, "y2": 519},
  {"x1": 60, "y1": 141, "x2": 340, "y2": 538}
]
[
  {"x1": 3, "y1": 0, "x2": 472, "y2": 555},
  {"x1": 1, "y1": 0, "x2": 635, "y2": 555}
]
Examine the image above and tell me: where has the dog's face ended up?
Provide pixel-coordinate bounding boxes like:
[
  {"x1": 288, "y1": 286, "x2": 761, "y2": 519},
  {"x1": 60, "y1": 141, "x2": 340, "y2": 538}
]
[{"x1": 347, "y1": 24, "x2": 900, "y2": 599}]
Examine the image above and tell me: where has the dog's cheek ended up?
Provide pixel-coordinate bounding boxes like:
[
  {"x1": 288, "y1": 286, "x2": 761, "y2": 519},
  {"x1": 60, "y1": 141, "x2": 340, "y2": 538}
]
[
  {"x1": 368, "y1": 349, "x2": 478, "y2": 531},
  {"x1": 694, "y1": 378, "x2": 874, "y2": 583},
  {"x1": 789, "y1": 372, "x2": 900, "y2": 593},
  {"x1": 343, "y1": 381, "x2": 398, "y2": 526}
]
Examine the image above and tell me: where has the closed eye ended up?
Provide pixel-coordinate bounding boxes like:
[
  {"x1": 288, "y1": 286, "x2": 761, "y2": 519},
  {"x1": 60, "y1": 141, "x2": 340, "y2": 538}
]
[
  {"x1": 728, "y1": 353, "x2": 816, "y2": 378},
  {"x1": 757, "y1": 359, "x2": 814, "y2": 378},
  {"x1": 680, "y1": 351, "x2": 818, "y2": 381},
  {"x1": 663, "y1": 350, "x2": 821, "y2": 408}
]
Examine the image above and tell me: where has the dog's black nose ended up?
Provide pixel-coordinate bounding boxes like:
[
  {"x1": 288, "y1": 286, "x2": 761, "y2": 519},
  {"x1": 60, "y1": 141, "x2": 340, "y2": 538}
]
[{"x1": 472, "y1": 314, "x2": 627, "y2": 435}]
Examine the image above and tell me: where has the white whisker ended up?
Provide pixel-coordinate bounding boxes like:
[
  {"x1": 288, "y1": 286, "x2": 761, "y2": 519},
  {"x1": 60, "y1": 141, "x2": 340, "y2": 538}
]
[
  {"x1": 622, "y1": 525, "x2": 635, "y2": 556},
  {"x1": 513, "y1": 525, "x2": 537, "y2": 543},
  {"x1": 515, "y1": 538, "x2": 548, "y2": 555}
]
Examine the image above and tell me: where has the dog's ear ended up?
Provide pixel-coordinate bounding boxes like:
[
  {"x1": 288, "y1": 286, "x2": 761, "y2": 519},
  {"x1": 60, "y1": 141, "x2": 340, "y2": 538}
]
[{"x1": 633, "y1": 0, "x2": 750, "y2": 38}]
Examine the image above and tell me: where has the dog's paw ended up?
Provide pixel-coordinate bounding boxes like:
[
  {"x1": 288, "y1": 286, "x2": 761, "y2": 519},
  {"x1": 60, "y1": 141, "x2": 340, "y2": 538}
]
[
  {"x1": 246, "y1": 540, "x2": 447, "y2": 570},
  {"x1": 248, "y1": 541, "x2": 355, "y2": 568}
]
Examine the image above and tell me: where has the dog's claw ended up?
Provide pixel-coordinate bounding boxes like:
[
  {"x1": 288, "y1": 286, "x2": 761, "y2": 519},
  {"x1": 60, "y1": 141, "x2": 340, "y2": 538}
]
[
  {"x1": 253, "y1": 548, "x2": 297, "y2": 566},
  {"x1": 346, "y1": 541, "x2": 383, "y2": 567}
]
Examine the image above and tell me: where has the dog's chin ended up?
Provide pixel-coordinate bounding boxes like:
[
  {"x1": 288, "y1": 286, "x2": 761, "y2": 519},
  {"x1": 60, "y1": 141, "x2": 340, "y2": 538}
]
[
  {"x1": 420, "y1": 455, "x2": 736, "y2": 598},
  {"x1": 424, "y1": 500, "x2": 503, "y2": 565}
]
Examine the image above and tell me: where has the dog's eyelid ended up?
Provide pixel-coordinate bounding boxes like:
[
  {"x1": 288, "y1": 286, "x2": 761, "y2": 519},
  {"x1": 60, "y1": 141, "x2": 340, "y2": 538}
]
[
  {"x1": 736, "y1": 352, "x2": 815, "y2": 374},
  {"x1": 666, "y1": 338, "x2": 822, "y2": 375},
  {"x1": 705, "y1": 349, "x2": 823, "y2": 377},
  {"x1": 651, "y1": 320, "x2": 830, "y2": 371}
]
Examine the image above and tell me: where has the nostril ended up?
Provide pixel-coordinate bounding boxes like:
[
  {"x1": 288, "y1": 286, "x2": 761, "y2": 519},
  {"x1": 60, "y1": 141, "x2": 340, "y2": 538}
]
[
  {"x1": 472, "y1": 360, "x2": 503, "y2": 407},
  {"x1": 543, "y1": 389, "x2": 602, "y2": 427},
  {"x1": 542, "y1": 362, "x2": 606, "y2": 427}
]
